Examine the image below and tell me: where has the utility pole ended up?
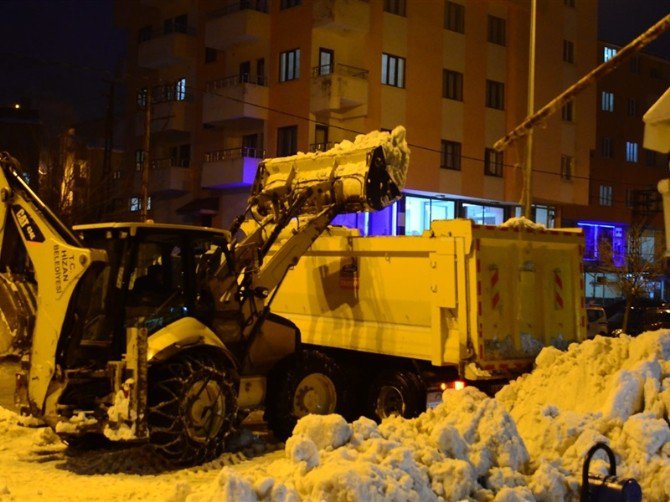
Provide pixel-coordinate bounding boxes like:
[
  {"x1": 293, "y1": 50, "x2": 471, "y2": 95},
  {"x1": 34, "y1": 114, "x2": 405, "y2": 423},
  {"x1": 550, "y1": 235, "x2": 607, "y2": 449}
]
[
  {"x1": 521, "y1": 0, "x2": 537, "y2": 220},
  {"x1": 140, "y1": 86, "x2": 152, "y2": 222}
]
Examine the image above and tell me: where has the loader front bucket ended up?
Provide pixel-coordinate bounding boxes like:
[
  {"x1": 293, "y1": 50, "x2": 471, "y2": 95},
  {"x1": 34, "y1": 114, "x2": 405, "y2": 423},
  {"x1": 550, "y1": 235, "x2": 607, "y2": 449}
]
[{"x1": 253, "y1": 126, "x2": 409, "y2": 213}]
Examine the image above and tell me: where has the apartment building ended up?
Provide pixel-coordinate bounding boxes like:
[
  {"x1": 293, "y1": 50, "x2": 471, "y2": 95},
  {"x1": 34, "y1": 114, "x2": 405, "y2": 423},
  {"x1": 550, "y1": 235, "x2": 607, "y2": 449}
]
[
  {"x1": 562, "y1": 42, "x2": 670, "y2": 302},
  {"x1": 114, "y1": 0, "x2": 597, "y2": 232}
]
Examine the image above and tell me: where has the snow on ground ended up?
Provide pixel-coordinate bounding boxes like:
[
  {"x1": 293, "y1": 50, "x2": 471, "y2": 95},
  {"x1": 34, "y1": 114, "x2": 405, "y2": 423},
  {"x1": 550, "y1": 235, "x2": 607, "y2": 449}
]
[{"x1": 0, "y1": 330, "x2": 667, "y2": 500}]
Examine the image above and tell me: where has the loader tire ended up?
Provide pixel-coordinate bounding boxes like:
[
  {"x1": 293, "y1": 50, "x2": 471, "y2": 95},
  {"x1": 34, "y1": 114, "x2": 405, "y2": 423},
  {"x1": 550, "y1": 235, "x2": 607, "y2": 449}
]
[
  {"x1": 264, "y1": 350, "x2": 354, "y2": 440},
  {"x1": 366, "y1": 369, "x2": 426, "y2": 422},
  {"x1": 147, "y1": 350, "x2": 238, "y2": 466}
]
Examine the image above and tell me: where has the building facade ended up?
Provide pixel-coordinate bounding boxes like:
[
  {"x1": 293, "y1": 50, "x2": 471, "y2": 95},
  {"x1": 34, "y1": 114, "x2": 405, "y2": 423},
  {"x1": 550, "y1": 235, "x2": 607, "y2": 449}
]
[
  {"x1": 562, "y1": 41, "x2": 670, "y2": 303},
  {"x1": 114, "y1": 0, "x2": 597, "y2": 231}
]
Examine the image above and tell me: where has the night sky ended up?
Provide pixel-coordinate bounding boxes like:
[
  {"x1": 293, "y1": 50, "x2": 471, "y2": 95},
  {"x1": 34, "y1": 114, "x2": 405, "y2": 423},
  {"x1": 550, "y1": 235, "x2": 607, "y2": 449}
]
[{"x1": 0, "y1": 0, "x2": 667, "y2": 125}]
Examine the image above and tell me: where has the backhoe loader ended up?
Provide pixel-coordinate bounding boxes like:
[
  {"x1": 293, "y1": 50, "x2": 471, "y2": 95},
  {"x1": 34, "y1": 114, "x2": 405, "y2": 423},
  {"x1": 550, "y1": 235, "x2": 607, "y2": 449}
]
[{"x1": 0, "y1": 126, "x2": 409, "y2": 465}]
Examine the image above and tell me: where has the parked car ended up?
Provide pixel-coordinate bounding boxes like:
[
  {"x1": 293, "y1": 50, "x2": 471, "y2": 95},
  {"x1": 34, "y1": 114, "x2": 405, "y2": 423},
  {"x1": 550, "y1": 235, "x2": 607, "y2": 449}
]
[
  {"x1": 605, "y1": 298, "x2": 668, "y2": 336},
  {"x1": 586, "y1": 306, "x2": 609, "y2": 339}
]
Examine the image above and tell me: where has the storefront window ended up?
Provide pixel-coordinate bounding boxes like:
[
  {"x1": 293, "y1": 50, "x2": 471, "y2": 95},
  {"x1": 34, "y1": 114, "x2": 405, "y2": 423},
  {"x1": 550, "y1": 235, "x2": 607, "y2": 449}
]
[
  {"x1": 462, "y1": 203, "x2": 504, "y2": 225},
  {"x1": 404, "y1": 196, "x2": 455, "y2": 235}
]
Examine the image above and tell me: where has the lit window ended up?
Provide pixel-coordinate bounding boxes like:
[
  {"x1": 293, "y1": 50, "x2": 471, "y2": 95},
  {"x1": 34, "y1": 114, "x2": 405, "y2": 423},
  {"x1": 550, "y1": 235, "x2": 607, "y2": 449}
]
[
  {"x1": 129, "y1": 197, "x2": 140, "y2": 212},
  {"x1": 561, "y1": 102, "x2": 574, "y2": 122},
  {"x1": 601, "y1": 91, "x2": 614, "y2": 112},
  {"x1": 137, "y1": 88, "x2": 148, "y2": 108},
  {"x1": 381, "y1": 53, "x2": 405, "y2": 88},
  {"x1": 486, "y1": 80, "x2": 504, "y2": 110},
  {"x1": 599, "y1": 185, "x2": 613, "y2": 206},
  {"x1": 563, "y1": 40, "x2": 574, "y2": 63},
  {"x1": 445, "y1": 1, "x2": 465, "y2": 33},
  {"x1": 603, "y1": 46, "x2": 617, "y2": 62},
  {"x1": 279, "y1": 49, "x2": 300, "y2": 82},
  {"x1": 560, "y1": 155, "x2": 573, "y2": 180},
  {"x1": 404, "y1": 196, "x2": 455, "y2": 235},
  {"x1": 175, "y1": 78, "x2": 187, "y2": 101},
  {"x1": 383, "y1": 0, "x2": 406, "y2": 16},
  {"x1": 441, "y1": 140, "x2": 461, "y2": 170},
  {"x1": 601, "y1": 137, "x2": 613, "y2": 158},
  {"x1": 487, "y1": 15, "x2": 506, "y2": 46},
  {"x1": 443, "y1": 69, "x2": 463, "y2": 100},
  {"x1": 625, "y1": 141, "x2": 638, "y2": 163},
  {"x1": 484, "y1": 148, "x2": 503, "y2": 177}
]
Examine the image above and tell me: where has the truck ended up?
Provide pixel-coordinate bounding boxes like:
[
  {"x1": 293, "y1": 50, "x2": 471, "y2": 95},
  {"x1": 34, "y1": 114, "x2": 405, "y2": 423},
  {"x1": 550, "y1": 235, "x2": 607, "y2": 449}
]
[
  {"x1": 0, "y1": 126, "x2": 409, "y2": 465},
  {"x1": 268, "y1": 217, "x2": 586, "y2": 425}
]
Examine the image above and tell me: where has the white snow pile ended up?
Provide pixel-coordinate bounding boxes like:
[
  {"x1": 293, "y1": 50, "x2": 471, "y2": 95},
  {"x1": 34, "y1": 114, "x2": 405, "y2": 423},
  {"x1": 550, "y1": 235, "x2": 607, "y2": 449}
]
[
  {"x1": 183, "y1": 330, "x2": 670, "y2": 501},
  {"x1": 500, "y1": 217, "x2": 546, "y2": 231},
  {"x1": 498, "y1": 330, "x2": 670, "y2": 501}
]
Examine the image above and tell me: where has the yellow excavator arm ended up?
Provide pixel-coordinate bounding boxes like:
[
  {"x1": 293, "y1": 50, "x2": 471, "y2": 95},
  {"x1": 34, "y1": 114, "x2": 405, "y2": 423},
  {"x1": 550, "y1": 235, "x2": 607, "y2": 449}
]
[{"x1": 0, "y1": 153, "x2": 107, "y2": 414}]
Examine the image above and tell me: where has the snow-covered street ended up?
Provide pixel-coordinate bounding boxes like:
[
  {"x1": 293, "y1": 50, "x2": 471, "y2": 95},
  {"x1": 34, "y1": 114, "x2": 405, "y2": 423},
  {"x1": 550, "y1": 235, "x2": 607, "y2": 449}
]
[{"x1": 0, "y1": 330, "x2": 668, "y2": 501}]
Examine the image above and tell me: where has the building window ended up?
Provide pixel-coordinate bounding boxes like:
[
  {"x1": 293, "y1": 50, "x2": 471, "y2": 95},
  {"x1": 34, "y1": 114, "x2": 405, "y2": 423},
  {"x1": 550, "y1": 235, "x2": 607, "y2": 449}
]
[
  {"x1": 625, "y1": 141, "x2": 638, "y2": 163},
  {"x1": 560, "y1": 155, "x2": 573, "y2": 180},
  {"x1": 603, "y1": 46, "x2": 617, "y2": 62},
  {"x1": 484, "y1": 148, "x2": 503, "y2": 177},
  {"x1": 601, "y1": 91, "x2": 614, "y2": 112},
  {"x1": 630, "y1": 57, "x2": 640, "y2": 73},
  {"x1": 564, "y1": 0, "x2": 575, "y2": 7},
  {"x1": 601, "y1": 137, "x2": 613, "y2": 158},
  {"x1": 563, "y1": 40, "x2": 574, "y2": 63},
  {"x1": 205, "y1": 47, "x2": 217, "y2": 63},
  {"x1": 280, "y1": 0, "x2": 300, "y2": 9},
  {"x1": 277, "y1": 126, "x2": 298, "y2": 157},
  {"x1": 599, "y1": 185, "x2": 613, "y2": 206},
  {"x1": 485, "y1": 80, "x2": 504, "y2": 110},
  {"x1": 405, "y1": 196, "x2": 456, "y2": 235},
  {"x1": 442, "y1": 70, "x2": 463, "y2": 101},
  {"x1": 487, "y1": 15, "x2": 506, "y2": 46},
  {"x1": 138, "y1": 25, "x2": 152, "y2": 43},
  {"x1": 135, "y1": 150, "x2": 145, "y2": 171},
  {"x1": 441, "y1": 140, "x2": 461, "y2": 170},
  {"x1": 627, "y1": 98, "x2": 638, "y2": 117},
  {"x1": 445, "y1": 1, "x2": 465, "y2": 33},
  {"x1": 112, "y1": 170, "x2": 122, "y2": 180},
  {"x1": 279, "y1": 49, "x2": 300, "y2": 82},
  {"x1": 384, "y1": 0, "x2": 406, "y2": 16},
  {"x1": 137, "y1": 88, "x2": 148, "y2": 108},
  {"x1": 561, "y1": 102, "x2": 574, "y2": 122},
  {"x1": 129, "y1": 197, "x2": 140, "y2": 212},
  {"x1": 175, "y1": 78, "x2": 187, "y2": 101},
  {"x1": 646, "y1": 149, "x2": 657, "y2": 167},
  {"x1": 381, "y1": 53, "x2": 405, "y2": 88},
  {"x1": 317, "y1": 48, "x2": 334, "y2": 76},
  {"x1": 650, "y1": 66, "x2": 662, "y2": 79}
]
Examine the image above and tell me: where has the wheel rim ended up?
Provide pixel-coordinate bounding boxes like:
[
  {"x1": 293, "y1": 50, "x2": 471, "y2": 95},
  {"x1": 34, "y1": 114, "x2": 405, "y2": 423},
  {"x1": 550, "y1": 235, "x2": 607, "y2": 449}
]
[
  {"x1": 375, "y1": 385, "x2": 405, "y2": 419},
  {"x1": 293, "y1": 373, "x2": 337, "y2": 417},
  {"x1": 183, "y1": 378, "x2": 226, "y2": 443}
]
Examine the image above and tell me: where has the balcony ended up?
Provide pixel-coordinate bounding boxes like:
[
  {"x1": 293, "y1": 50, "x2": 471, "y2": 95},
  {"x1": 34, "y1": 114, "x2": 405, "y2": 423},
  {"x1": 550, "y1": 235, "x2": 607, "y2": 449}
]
[
  {"x1": 203, "y1": 75, "x2": 269, "y2": 128},
  {"x1": 310, "y1": 64, "x2": 369, "y2": 116},
  {"x1": 137, "y1": 89, "x2": 192, "y2": 140},
  {"x1": 313, "y1": 0, "x2": 370, "y2": 33},
  {"x1": 201, "y1": 147, "x2": 264, "y2": 189},
  {"x1": 149, "y1": 158, "x2": 191, "y2": 198},
  {"x1": 138, "y1": 29, "x2": 197, "y2": 69},
  {"x1": 205, "y1": 1, "x2": 269, "y2": 50}
]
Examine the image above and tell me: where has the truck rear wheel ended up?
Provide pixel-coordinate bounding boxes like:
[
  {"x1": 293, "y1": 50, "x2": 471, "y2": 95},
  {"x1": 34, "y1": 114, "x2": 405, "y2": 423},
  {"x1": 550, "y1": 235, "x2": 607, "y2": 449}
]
[
  {"x1": 265, "y1": 350, "x2": 354, "y2": 440},
  {"x1": 147, "y1": 350, "x2": 237, "y2": 466},
  {"x1": 367, "y1": 369, "x2": 426, "y2": 421}
]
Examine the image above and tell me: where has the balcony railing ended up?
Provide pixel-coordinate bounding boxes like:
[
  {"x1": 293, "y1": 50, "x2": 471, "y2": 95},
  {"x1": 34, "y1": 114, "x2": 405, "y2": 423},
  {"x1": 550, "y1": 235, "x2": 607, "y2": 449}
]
[
  {"x1": 205, "y1": 74, "x2": 267, "y2": 92},
  {"x1": 210, "y1": 0, "x2": 269, "y2": 17},
  {"x1": 151, "y1": 157, "x2": 190, "y2": 169},
  {"x1": 311, "y1": 63, "x2": 369, "y2": 80},
  {"x1": 205, "y1": 147, "x2": 264, "y2": 163}
]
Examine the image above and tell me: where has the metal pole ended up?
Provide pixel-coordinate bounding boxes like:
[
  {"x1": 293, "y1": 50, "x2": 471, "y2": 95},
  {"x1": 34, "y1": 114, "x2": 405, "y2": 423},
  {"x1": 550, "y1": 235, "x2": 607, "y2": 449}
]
[
  {"x1": 140, "y1": 86, "x2": 151, "y2": 222},
  {"x1": 522, "y1": 0, "x2": 537, "y2": 220}
]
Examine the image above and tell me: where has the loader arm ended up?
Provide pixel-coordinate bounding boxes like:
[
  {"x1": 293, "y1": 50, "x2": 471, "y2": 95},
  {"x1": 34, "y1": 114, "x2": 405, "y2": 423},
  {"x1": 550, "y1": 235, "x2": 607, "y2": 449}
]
[
  {"x1": 0, "y1": 153, "x2": 107, "y2": 413},
  {"x1": 209, "y1": 127, "x2": 409, "y2": 336}
]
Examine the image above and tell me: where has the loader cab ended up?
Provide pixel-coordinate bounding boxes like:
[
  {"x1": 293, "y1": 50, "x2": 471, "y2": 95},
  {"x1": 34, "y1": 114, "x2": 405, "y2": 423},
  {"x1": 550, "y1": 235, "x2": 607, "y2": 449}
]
[{"x1": 61, "y1": 222, "x2": 231, "y2": 369}]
